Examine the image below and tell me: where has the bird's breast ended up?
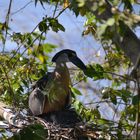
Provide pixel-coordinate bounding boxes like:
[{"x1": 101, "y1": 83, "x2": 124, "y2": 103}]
[{"x1": 43, "y1": 69, "x2": 71, "y2": 113}]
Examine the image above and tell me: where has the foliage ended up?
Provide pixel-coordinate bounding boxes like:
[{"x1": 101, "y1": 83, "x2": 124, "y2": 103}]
[
  {"x1": 9, "y1": 124, "x2": 47, "y2": 140},
  {"x1": 0, "y1": 0, "x2": 140, "y2": 139}
]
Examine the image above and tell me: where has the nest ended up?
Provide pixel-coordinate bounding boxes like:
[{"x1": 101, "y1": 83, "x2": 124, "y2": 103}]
[
  {"x1": 0, "y1": 103, "x2": 100, "y2": 140},
  {"x1": 35, "y1": 117, "x2": 99, "y2": 140}
]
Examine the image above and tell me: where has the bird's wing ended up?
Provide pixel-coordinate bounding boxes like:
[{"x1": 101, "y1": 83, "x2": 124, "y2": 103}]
[
  {"x1": 31, "y1": 72, "x2": 52, "y2": 90},
  {"x1": 28, "y1": 72, "x2": 52, "y2": 116}
]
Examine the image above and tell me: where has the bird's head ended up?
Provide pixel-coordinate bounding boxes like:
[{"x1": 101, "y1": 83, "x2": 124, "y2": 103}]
[{"x1": 52, "y1": 49, "x2": 87, "y2": 71}]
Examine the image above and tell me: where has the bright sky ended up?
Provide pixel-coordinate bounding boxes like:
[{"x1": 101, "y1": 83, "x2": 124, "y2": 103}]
[{"x1": 0, "y1": 0, "x2": 101, "y2": 64}]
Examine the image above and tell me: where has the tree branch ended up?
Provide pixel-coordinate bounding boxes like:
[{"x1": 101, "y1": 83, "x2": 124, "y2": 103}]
[{"x1": 90, "y1": 0, "x2": 140, "y2": 67}]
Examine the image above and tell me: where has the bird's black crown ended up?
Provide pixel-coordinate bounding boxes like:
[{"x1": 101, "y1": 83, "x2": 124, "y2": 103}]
[{"x1": 52, "y1": 49, "x2": 76, "y2": 62}]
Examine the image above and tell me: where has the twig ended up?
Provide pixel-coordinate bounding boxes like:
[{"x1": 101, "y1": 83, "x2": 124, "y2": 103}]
[
  {"x1": 12, "y1": 33, "x2": 42, "y2": 68},
  {"x1": 11, "y1": 1, "x2": 33, "y2": 15},
  {"x1": 72, "y1": 77, "x2": 85, "y2": 86},
  {"x1": 55, "y1": 4, "x2": 70, "y2": 19},
  {"x1": 3, "y1": 0, "x2": 13, "y2": 52},
  {"x1": 0, "y1": 63, "x2": 15, "y2": 105},
  {"x1": 112, "y1": 98, "x2": 122, "y2": 121},
  {"x1": 104, "y1": 71, "x2": 136, "y2": 82},
  {"x1": 9, "y1": 23, "x2": 39, "y2": 64},
  {"x1": 53, "y1": 1, "x2": 59, "y2": 18},
  {"x1": 127, "y1": 123, "x2": 136, "y2": 139},
  {"x1": 84, "y1": 100, "x2": 129, "y2": 106}
]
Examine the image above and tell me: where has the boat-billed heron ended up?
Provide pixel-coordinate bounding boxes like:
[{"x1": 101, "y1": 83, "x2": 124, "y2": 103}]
[{"x1": 29, "y1": 49, "x2": 86, "y2": 116}]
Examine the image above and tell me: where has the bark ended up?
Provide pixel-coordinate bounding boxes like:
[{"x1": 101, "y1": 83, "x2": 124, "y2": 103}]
[{"x1": 0, "y1": 102, "x2": 29, "y2": 128}]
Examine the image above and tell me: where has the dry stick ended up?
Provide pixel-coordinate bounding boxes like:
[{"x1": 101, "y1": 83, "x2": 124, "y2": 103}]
[{"x1": 3, "y1": 0, "x2": 13, "y2": 52}]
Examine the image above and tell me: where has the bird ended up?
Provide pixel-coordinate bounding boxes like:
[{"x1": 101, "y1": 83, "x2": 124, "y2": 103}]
[{"x1": 28, "y1": 49, "x2": 87, "y2": 116}]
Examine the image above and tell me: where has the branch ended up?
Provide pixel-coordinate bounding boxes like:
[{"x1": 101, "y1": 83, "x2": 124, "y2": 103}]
[
  {"x1": 0, "y1": 102, "x2": 29, "y2": 128},
  {"x1": 0, "y1": 63, "x2": 14, "y2": 100},
  {"x1": 55, "y1": 4, "x2": 70, "y2": 19},
  {"x1": 11, "y1": 1, "x2": 33, "y2": 15},
  {"x1": 89, "y1": 0, "x2": 140, "y2": 66},
  {"x1": 3, "y1": 0, "x2": 13, "y2": 52},
  {"x1": 53, "y1": 1, "x2": 59, "y2": 18}
]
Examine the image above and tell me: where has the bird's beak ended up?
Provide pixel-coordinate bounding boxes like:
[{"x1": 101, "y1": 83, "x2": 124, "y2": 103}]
[{"x1": 70, "y1": 56, "x2": 87, "y2": 71}]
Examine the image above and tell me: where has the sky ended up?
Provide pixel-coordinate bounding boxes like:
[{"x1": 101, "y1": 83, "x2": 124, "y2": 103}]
[
  {"x1": 0, "y1": 0, "x2": 140, "y2": 120},
  {"x1": 0, "y1": 0, "x2": 101, "y2": 64}
]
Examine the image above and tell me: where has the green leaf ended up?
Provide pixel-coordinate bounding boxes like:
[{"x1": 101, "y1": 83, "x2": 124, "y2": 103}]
[
  {"x1": 106, "y1": 18, "x2": 115, "y2": 26},
  {"x1": 132, "y1": 95, "x2": 139, "y2": 105},
  {"x1": 98, "y1": 118, "x2": 111, "y2": 125},
  {"x1": 9, "y1": 124, "x2": 47, "y2": 140},
  {"x1": 71, "y1": 87, "x2": 82, "y2": 95},
  {"x1": 97, "y1": 24, "x2": 107, "y2": 36},
  {"x1": 48, "y1": 18, "x2": 65, "y2": 32},
  {"x1": 58, "y1": 24, "x2": 65, "y2": 32},
  {"x1": 43, "y1": 43, "x2": 57, "y2": 53},
  {"x1": 38, "y1": 20, "x2": 48, "y2": 32},
  {"x1": 84, "y1": 65, "x2": 96, "y2": 78},
  {"x1": 77, "y1": 0, "x2": 85, "y2": 7},
  {"x1": 110, "y1": 94, "x2": 117, "y2": 105}
]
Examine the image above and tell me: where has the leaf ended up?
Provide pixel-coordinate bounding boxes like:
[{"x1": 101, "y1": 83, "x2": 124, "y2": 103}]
[
  {"x1": 91, "y1": 108, "x2": 101, "y2": 119},
  {"x1": 98, "y1": 118, "x2": 112, "y2": 125},
  {"x1": 97, "y1": 24, "x2": 107, "y2": 36},
  {"x1": 63, "y1": 0, "x2": 70, "y2": 8},
  {"x1": 110, "y1": 94, "x2": 117, "y2": 105},
  {"x1": 71, "y1": 87, "x2": 82, "y2": 95},
  {"x1": 84, "y1": 65, "x2": 96, "y2": 78},
  {"x1": 48, "y1": 18, "x2": 65, "y2": 32},
  {"x1": 77, "y1": 0, "x2": 85, "y2": 7},
  {"x1": 38, "y1": 20, "x2": 48, "y2": 32},
  {"x1": 38, "y1": 54, "x2": 45, "y2": 63},
  {"x1": 10, "y1": 124, "x2": 47, "y2": 140},
  {"x1": 132, "y1": 95, "x2": 139, "y2": 105},
  {"x1": 106, "y1": 18, "x2": 115, "y2": 26},
  {"x1": 43, "y1": 43, "x2": 57, "y2": 53},
  {"x1": 58, "y1": 23, "x2": 65, "y2": 32}
]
